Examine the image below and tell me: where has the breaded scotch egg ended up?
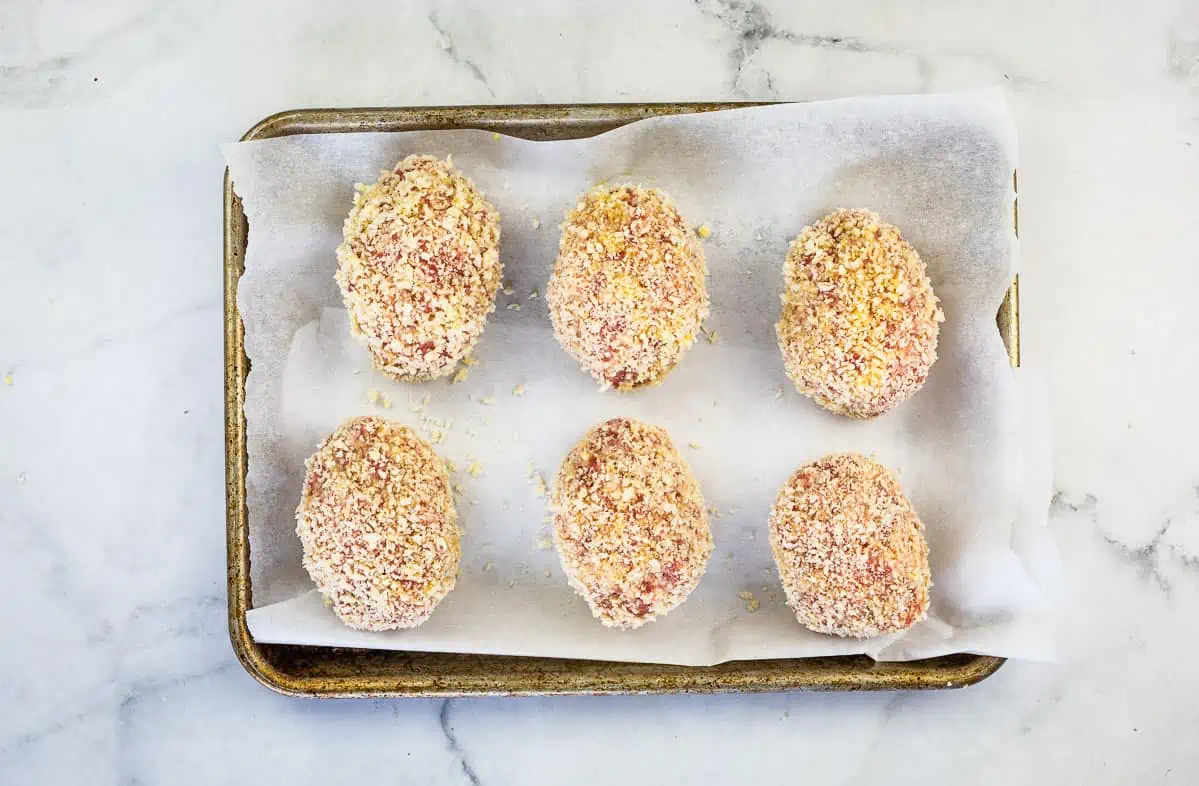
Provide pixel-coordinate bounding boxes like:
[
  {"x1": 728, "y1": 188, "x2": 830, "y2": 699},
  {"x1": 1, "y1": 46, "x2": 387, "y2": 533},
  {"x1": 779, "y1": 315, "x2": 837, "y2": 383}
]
[
  {"x1": 336, "y1": 155, "x2": 502, "y2": 381},
  {"x1": 776, "y1": 209, "x2": 942, "y2": 418},
  {"x1": 297, "y1": 416, "x2": 460, "y2": 630},
  {"x1": 547, "y1": 185, "x2": 709, "y2": 391},
  {"x1": 768, "y1": 453, "x2": 931, "y2": 638},
  {"x1": 550, "y1": 418, "x2": 713, "y2": 628}
]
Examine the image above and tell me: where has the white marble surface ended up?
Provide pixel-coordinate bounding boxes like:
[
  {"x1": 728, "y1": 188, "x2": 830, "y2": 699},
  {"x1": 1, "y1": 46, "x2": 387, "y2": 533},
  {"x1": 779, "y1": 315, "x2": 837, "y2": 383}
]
[{"x1": 1, "y1": 0, "x2": 1197, "y2": 783}]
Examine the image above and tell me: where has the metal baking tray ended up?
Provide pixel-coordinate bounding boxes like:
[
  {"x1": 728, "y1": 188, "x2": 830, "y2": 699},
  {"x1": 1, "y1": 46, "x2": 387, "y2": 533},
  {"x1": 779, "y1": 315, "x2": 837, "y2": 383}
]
[{"x1": 225, "y1": 103, "x2": 1019, "y2": 696}]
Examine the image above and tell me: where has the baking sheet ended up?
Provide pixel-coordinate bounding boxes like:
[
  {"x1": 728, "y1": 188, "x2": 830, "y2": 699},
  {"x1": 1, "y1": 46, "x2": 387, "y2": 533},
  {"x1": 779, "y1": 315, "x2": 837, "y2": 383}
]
[{"x1": 224, "y1": 90, "x2": 1058, "y2": 665}]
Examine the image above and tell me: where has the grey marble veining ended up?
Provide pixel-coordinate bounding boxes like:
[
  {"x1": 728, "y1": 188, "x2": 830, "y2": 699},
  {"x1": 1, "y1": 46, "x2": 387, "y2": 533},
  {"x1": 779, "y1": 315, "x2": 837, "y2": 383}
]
[{"x1": 2, "y1": 0, "x2": 1199, "y2": 783}]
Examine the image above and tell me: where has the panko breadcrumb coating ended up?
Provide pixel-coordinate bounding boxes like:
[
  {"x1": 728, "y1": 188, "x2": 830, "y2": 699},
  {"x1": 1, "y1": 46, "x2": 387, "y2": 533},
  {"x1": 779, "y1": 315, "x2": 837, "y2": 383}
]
[
  {"x1": 297, "y1": 415, "x2": 460, "y2": 631},
  {"x1": 769, "y1": 453, "x2": 931, "y2": 638},
  {"x1": 776, "y1": 209, "x2": 942, "y2": 418},
  {"x1": 547, "y1": 185, "x2": 709, "y2": 391},
  {"x1": 551, "y1": 418, "x2": 712, "y2": 628},
  {"x1": 336, "y1": 155, "x2": 502, "y2": 381}
]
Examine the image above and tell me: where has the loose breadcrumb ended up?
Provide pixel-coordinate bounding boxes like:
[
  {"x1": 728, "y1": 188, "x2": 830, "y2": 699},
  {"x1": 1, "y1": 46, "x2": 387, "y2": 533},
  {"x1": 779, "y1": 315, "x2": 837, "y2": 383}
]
[
  {"x1": 468, "y1": 461, "x2": 483, "y2": 478},
  {"x1": 366, "y1": 388, "x2": 380, "y2": 405},
  {"x1": 296, "y1": 416, "x2": 459, "y2": 630},
  {"x1": 512, "y1": 384, "x2": 525, "y2": 397},
  {"x1": 535, "y1": 534, "x2": 553, "y2": 551},
  {"x1": 547, "y1": 185, "x2": 709, "y2": 391},
  {"x1": 480, "y1": 397, "x2": 495, "y2": 405},
  {"x1": 3, "y1": 374, "x2": 11, "y2": 386},
  {"x1": 738, "y1": 590, "x2": 761, "y2": 613},
  {"x1": 335, "y1": 155, "x2": 502, "y2": 381},
  {"x1": 696, "y1": 223, "x2": 712, "y2": 239},
  {"x1": 550, "y1": 418, "x2": 712, "y2": 629},
  {"x1": 688, "y1": 441, "x2": 702, "y2": 450},
  {"x1": 506, "y1": 303, "x2": 521, "y2": 311},
  {"x1": 769, "y1": 452, "x2": 931, "y2": 638},
  {"x1": 531, "y1": 218, "x2": 541, "y2": 230},
  {"x1": 452, "y1": 367, "x2": 470, "y2": 384},
  {"x1": 532, "y1": 472, "x2": 547, "y2": 498},
  {"x1": 776, "y1": 209, "x2": 942, "y2": 418},
  {"x1": 699, "y1": 324, "x2": 718, "y2": 344}
]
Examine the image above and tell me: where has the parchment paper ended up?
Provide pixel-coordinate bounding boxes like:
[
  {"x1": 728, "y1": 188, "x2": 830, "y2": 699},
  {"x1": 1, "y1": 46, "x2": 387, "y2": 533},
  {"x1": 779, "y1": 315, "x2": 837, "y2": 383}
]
[{"x1": 224, "y1": 90, "x2": 1059, "y2": 664}]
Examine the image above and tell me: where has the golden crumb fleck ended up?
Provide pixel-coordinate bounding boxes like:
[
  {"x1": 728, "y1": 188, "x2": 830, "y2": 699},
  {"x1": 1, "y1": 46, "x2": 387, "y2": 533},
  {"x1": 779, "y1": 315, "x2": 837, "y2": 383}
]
[
  {"x1": 531, "y1": 218, "x2": 540, "y2": 230},
  {"x1": 480, "y1": 397, "x2": 495, "y2": 405},
  {"x1": 483, "y1": 561, "x2": 493, "y2": 571},
  {"x1": 532, "y1": 472, "x2": 547, "y2": 498},
  {"x1": 3, "y1": 374, "x2": 11, "y2": 386},
  {"x1": 535, "y1": 534, "x2": 553, "y2": 551},
  {"x1": 468, "y1": 461, "x2": 483, "y2": 478},
  {"x1": 738, "y1": 590, "x2": 761, "y2": 613},
  {"x1": 528, "y1": 289, "x2": 539, "y2": 299},
  {"x1": 503, "y1": 284, "x2": 515, "y2": 296},
  {"x1": 335, "y1": 156, "x2": 501, "y2": 381},
  {"x1": 506, "y1": 303, "x2": 521, "y2": 311},
  {"x1": 547, "y1": 185, "x2": 709, "y2": 391},
  {"x1": 699, "y1": 324, "x2": 718, "y2": 344},
  {"x1": 491, "y1": 132, "x2": 500, "y2": 141},
  {"x1": 452, "y1": 367, "x2": 469, "y2": 384},
  {"x1": 696, "y1": 222, "x2": 712, "y2": 239},
  {"x1": 462, "y1": 356, "x2": 478, "y2": 368},
  {"x1": 366, "y1": 388, "x2": 380, "y2": 405},
  {"x1": 688, "y1": 441, "x2": 702, "y2": 450},
  {"x1": 380, "y1": 394, "x2": 391, "y2": 409},
  {"x1": 512, "y1": 384, "x2": 525, "y2": 397}
]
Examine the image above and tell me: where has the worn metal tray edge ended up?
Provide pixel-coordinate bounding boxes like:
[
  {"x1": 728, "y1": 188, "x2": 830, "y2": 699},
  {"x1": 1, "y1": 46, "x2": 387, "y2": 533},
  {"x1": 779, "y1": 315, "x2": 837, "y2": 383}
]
[{"x1": 225, "y1": 103, "x2": 1016, "y2": 697}]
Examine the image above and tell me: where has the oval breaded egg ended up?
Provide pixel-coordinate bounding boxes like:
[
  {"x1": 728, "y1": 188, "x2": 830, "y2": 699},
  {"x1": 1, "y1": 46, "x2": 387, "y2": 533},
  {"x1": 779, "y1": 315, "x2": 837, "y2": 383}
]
[
  {"x1": 769, "y1": 452, "x2": 931, "y2": 638},
  {"x1": 550, "y1": 417, "x2": 712, "y2": 628},
  {"x1": 776, "y1": 209, "x2": 942, "y2": 418},
  {"x1": 547, "y1": 185, "x2": 709, "y2": 391},
  {"x1": 336, "y1": 155, "x2": 502, "y2": 381},
  {"x1": 297, "y1": 415, "x2": 460, "y2": 630}
]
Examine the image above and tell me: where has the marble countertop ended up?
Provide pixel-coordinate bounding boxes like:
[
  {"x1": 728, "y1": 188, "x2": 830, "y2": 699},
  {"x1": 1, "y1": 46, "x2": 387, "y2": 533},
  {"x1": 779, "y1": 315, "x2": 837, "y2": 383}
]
[{"x1": 2, "y1": 1, "x2": 1197, "y2": 783}]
